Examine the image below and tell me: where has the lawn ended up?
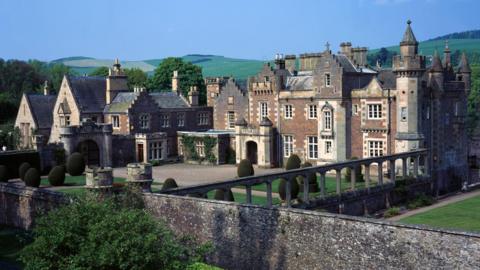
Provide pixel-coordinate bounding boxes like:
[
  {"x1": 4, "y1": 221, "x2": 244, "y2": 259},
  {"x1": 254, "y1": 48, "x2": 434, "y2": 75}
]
[{"x1": 400, "y1": 195, "x2": 480, "y2": 233}]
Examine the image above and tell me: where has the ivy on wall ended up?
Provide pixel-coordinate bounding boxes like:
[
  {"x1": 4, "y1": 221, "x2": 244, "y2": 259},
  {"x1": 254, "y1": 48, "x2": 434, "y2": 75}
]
[{"x1": 181, "y1": 135, "x2": 217, "y2": 164}]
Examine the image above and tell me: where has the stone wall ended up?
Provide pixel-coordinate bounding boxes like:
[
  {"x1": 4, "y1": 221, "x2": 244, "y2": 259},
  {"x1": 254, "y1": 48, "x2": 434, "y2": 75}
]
[{"x1": 1, "y1": 183, "x2": 479, "y2": 269}]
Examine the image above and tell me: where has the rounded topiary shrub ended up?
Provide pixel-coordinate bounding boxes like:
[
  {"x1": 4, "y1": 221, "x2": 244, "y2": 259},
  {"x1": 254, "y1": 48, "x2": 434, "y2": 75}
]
[
  {"x1": 48, "y1": 166, "x2": 66, "y2": 186},
  {"x1": 214, "y1": 189, "x2": 235, "y2": 201},
  {"x1": 298, "y1": 173, "x2": 320, "y2": 193},
  {"x1": 278, "y1": 178, "x2": 299, "y2": 200},
  {"x1": 161, "y1": 178, "x2": 178, "y2": 191},
  {"x1": 19, "y1": 162, "x2": 31, "y2": 181},
  {"x1": 0, "y1": 165, "x2": 8, "y2": 182},
  {"x1": 66, "y1": 152, "x2": 85, "y2": 176},
  {"x1": 285, "y1": 154, "x2": 301, "y2": 171},
  {"x1": 237, "y1": 159, "x2": 254, "y2": 178},
  {"x1": 24, "y1": 168, "x2": 41, "y2": 187}
]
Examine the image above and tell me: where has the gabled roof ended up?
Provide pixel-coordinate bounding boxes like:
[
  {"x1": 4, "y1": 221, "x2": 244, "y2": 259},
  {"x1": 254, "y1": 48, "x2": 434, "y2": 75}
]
[
  {"x1": 376, "y1": 69, "x2": 396, "y2": 89},
  {"x1": 335, "y1": 54, "x2": 377, "y2": 74},
  {"x1": 25, "y1": 94, "x2": 56, "y2": 129},
  {"x1": 401, "y1": 20, "x2": 418, "y2": 46},
  {"x1": 66, "y1": 76, "x2": 106, "y2": 113},
  {"x1": 104, "y1": 92, "x2": 139, "y2": 113},
  {"x1": 149, "y1": 92, "x2": 190, "y2": 108}
]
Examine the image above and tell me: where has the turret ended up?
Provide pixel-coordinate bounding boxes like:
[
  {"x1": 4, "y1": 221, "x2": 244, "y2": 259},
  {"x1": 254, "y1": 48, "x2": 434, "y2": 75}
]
[
  {"x1": 430, "y1": 50, "x2": 444, "y2": 87},
  {"x1": 457, "y1": 52, "x2": 471, "y2": 93},
  {"x1": 443, "y1": 40, "x2": 451, "y2": 69},
  {"x1": 106, "y1": 59, "x2": 128, "y2": 104},
  {"x1": 400, "y1": 20, "x2": 418, "y2": 57}
]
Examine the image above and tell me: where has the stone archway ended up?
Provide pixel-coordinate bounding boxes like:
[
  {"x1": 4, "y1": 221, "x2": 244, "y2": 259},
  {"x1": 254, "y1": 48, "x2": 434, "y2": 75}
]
[
  {"x1": 246, "y1": 141, "x2": 258, "y2": 164},
  {"x1": 77, "y1": 140, "x2": 100, "y2": 166}
]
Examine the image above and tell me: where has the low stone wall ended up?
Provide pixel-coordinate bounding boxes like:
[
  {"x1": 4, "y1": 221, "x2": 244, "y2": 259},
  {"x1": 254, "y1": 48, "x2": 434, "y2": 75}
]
[{"x1": 1, "y1": 183, "x2": 479, "y2": 269}]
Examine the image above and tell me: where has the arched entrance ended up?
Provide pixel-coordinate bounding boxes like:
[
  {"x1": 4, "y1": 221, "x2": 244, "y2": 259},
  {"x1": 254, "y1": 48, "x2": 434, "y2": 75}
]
[
  {"x1": 77, "y1": 140, "x2": 100, "y2": 166},
  {"x1": 246, "y1": 141, "x2": 258, "y2": 164}
]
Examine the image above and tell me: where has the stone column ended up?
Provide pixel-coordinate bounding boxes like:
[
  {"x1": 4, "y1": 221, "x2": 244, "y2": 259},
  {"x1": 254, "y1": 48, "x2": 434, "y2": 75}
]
[
  {"x1": 85, "y1": 167, "x2": 113, "y2": 195},
  {"x1": 126, "y1": 163, "x2": 153, "y2": 192},
  {"x1": 102, "y1": 124, "x2": 113, "y2": 167}
]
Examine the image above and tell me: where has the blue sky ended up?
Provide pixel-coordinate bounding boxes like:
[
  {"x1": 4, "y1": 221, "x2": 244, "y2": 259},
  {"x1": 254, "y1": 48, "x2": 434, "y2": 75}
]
[{"x1": 0, "y1": 0, "x2": 478, "y2": 61}]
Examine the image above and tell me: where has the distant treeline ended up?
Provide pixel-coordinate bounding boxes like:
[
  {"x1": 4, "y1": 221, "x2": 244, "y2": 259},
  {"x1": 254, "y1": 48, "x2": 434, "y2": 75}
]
[{"x1": 428, "y1": 30, "x2": 480, "y2": 41}]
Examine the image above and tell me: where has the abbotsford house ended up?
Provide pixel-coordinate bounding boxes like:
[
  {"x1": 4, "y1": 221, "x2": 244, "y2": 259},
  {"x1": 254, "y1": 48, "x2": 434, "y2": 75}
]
[{"x1": 15, "y1": 21, "x2": 477, "y2": 191}]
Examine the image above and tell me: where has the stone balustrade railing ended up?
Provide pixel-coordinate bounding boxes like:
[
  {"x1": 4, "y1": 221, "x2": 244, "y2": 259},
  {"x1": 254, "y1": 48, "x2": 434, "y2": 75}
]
[{"x1": 160, "y1": 149, "x2": 429, "y2": 208}]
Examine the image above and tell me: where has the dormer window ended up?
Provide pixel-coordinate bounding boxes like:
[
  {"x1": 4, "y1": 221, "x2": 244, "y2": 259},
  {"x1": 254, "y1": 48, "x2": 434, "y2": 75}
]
[
  {"x1": 140, "y1": 114, "x2": 150, "y2": 129},
  {"x1": 325, "y1": 73, "x2": 331, "y2": 87}
]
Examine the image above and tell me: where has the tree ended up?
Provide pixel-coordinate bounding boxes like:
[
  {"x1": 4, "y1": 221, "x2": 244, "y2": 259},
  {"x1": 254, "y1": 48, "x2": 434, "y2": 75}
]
[
  {"x1": 89, "y1": 66, "x2": 109, "y2": 77},
  {"x1": 20, "y1": 195, "x2": 211, "y2": 270},
  {"x1": 125, "y1": 67, "x2": 148, "y2": 90},
  {"x1": 467, "y1": 65, "x2": 480, "y2": 137},
  {"x1": 149, "y1": 57, "x2": 206, "y2": 104}
]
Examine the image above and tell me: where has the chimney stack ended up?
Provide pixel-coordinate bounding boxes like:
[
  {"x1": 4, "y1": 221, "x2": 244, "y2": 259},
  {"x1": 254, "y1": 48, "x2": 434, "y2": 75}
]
[
  {"x1": 188, "y1": 86, "x2": 199, "y2": 106},
  {"x1": 43, "y1": 81, "x2": 50, "y2": 96},
  {"x1": 274, "y1": 53, "x2": 285, "y2": 70},
  {"x1": 285, "y1": 55, "x2": 296, "y2": 73},
  {"x1": 340, "y1": 42, "x2": 353, "y2": 59},
  {"x1": 172, "y1": 70, "x2": 179, "y2": 93}
]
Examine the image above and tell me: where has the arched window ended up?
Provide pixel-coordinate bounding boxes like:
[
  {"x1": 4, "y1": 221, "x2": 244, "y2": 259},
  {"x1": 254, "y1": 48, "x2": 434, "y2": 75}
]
[
  {"x1": 140, "y1": 114, "x2": 150, "y2": 129},
  {"x1": 321, "y1": 103, "x2": 334, "y2": 132}
]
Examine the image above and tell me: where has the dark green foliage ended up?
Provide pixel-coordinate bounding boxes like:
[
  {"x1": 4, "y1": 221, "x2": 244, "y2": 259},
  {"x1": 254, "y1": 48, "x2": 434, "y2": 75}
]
[
  {"x1": 54, "y1": 148, "x2": 65, "y2": 166},
  {"x1": 125, "y1": 68, "x2": 148, "y2": 90},
  {"x1": 88, "y1": 66, "x2": 109, "y2": 77},
  {"x1": 225, "y1": 146, "x2": 236, "y2": 164},
  {"x1": 467, "y1": 65, "x2": 480, "y2": 137},
  {"x1": 302, "y1": 162, "x2": 312, "y2": 168},
  {"x1": 298, "y1": 173, "x2": 320, "y2": 193},
  {"x1": 367, "y1": 47, "x2": 397, "y2": 67},
  {"x1": 66, "y1": 152, "x2": 85, "y2": 176},
  {"x1": 18, "y1": 162, "x2": 31, "y2": 181},
  {"x1": 187, "y1": 192, "x2": 208, "y2": 199},
  {"x1": 214, "y1": 189, "x2": 234, "y2": 201},
  {"x1": 285, "y1": 154, "x2": 301, "y2": 171},
  {"x1": 0, "y1": 151, "x2": 40, "y2": 179},
  {"x1": 429, "y1": 30, "x2": 480, "y2": 41},
  {"x1": 383, "y1": 207, "x2": 401, "y2": 218},
  {"x1": 344, "y1": 157, "x2": 364, "y2": 182},
  {"x1": 278, "y1": 178, "x2": 299, "y2": 200},
  {"x1": 237, "y1": 159, "x2": 254, "y2": 178},
  {"x1": 48, "y1": 166, "x2": 65, "y2": 186},
  {"x1": 161, "y1": 178, "x2": 178, "y2": 191},
  {"x1": 24, "y1": 168, "x2": 40, "y2": 187},
  {"x1": 407, "y1": 194, "x2": 436, "y2": 210},
  {"x1": 0, "y1": 165, "x2": 8, "y2": 182},
  {"x1": 20, "y1": 196, "x2": 210, "y2": 269}
]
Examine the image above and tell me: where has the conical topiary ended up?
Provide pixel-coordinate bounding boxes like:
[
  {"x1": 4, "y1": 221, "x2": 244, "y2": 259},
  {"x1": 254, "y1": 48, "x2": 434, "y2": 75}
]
[
  {"x1": 24, "y1": 168, "x2": 41, "y2": 188},
  {"x1": 278, "y1": 178, "x2": 299, "y2": 200},
  {"x1": 66, "y1": 152, "x2": 85, "y2": 176},
  {"x1": 48, "y1": 166, "x2": 66, "y2": 186},
  {"x1": 0, "y1": 165, "x2": 8, "y2": 182},
  {"x1": 237, "y1": 159, "x2": 254, "y2": 178},
  {"x1": 298, "y1": 173, "x2": 320, "y2": 193},
  {"x1": 214, "y1": 189, "x2": 235, "y2": 201},
  {"x1": 19, "y1": 162, "x2": 31, "y2": 181},
  {"x1": 285, "y1": 154, "x2": 301, "y2": 171},
  {"x1": 161, "y1": 178, "x2": 178, "y2": 191}
]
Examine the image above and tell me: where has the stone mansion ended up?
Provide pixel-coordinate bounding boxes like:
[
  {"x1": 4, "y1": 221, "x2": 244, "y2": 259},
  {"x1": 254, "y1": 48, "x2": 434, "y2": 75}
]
[{"x1": 15, "y1": 21, "x2": 471, "y2": 190}]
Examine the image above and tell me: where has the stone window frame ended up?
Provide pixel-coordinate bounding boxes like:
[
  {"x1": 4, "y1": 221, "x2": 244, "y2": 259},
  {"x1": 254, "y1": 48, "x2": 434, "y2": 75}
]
[
  {"x1": 228, "y1": 96, "x2": 234, "y2": 105},
  {"x1": 161, "y1": 113, "x2": 170, "y2": 128},
  {"x1": 148, "y1": 141, "x2": 163, "y2": 160},
  {"x1": 60, "y1": 115, "x2": 71, "y2": 127},
  {"x1": 178, "y1": 112, "x2": 185, "y2": 127},
  {"x1": 283, "y1": 135, "x2": 294, "y2": 158},
  {"x1": 401, "y1": 107, "x2": 407, "y2": 122},
  {"x1": 324, "y1": 73, "x2": 331, "y2": 87},
  {"x1": 323, "y1": 110, "x2": 332, "y2": 131},
  {"x1": 367, "y1": 103, "x2": 382, "y2": 120},
  {"x1": 307, "y1": 136, "x2": 318, "y2": 159},
  {"x1": 284, "y1": 104, "x2": 293, "y2": 119},
  {"x1": 259, "y1": 101, "x2": 268, "y2": 120},
  {"x1": 308, "y1": 104, "x2": 317, "y2": 119},
  {"x1": 227, "y1": 111, "x2": 235, "y2": 129},
  {"x1": 139, "y1": 113, "x2": 150, "y2": 129},
  {"x1": 325, "y1": 140, "x2": 333, "y2": 154},
  {"x1": 367, "y1": 139, "x2": 384, "y2": 157},
  {"x1": 111, "y1": 115, "x2": 120, "y2": 129},
  {"x1": 196, "y1": 140, "x2": 205, "y2": 157},
  {"x1": 352, "y1": 104, "x2": 359, "y2": 116},
  {"x1": 198, "y1": 112, "x2": 210, "y2": 126}
]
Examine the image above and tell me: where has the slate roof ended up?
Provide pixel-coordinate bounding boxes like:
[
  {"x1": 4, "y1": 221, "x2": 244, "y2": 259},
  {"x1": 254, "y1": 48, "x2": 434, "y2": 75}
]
[
  {"x1": 430, "y1": 51, "x2": 444, "y2": 73},
  {"x1": 285, "y1": 72, "x2": 313, "y2": 90},
  {"x1": 376, "y1": 69, "x2": 397, "y2": 89},
  {"x1": 149, "y1": 92, "x2": 190, "y2": 108},
  {"x1": 25, "y1": 94, "x2": 56, "y2": 129},
  {"x1": 335, "y1": 55, "x2": 377, "y2": 74},
  {"x1": 67, "y1": 76, "x2": 106, "y2": 113},
  {"x1": 104, "y1": 92, "x2": 139, "y2": 113},
  {"x1": 458, "y1": 52, "x2": 471, "y2": 73}
]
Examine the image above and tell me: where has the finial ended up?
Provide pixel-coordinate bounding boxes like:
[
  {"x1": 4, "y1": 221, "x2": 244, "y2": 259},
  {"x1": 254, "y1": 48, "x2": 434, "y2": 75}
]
[
  {"x1": 325, "y1": 41, "x2": 330, "y2": 51},
  {"x1": 445, "y1": 40, "x2": 449, "y2": 49},
  {"x1": 115, "y1": 58, "x2": 119, "y2": 65},
  {"x1": 407, "y1": 19, "x2": 412, "y2": 25}
]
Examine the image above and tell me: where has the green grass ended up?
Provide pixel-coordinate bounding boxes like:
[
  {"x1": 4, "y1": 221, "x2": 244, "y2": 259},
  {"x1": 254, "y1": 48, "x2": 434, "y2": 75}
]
[
  {"x1": 0, "y1": 225, "x2": 28, "y2": 268},
  {"x1": 400, "y1": 195, "x2": 480, "y2": 232},
  {"x1": 370, "y1": 39, "x2": 480, "y2": 56}
]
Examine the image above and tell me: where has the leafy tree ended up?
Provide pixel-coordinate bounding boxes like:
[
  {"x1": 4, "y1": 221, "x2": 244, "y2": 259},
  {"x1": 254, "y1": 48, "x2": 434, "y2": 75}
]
[
  {"x1": 20, "y1": 195, "x2": 211, "y2": 270},
  {"x1": 89, "y1": 66, "x2": 109, "y2": 77},
  {"x1": 125, "y1": 67, "x2": 148, "y2": 90},
  {"x1": 149, "y1": 57, "x2": 206, "y2": 104},
  {"x1": 467, "y1": 64, "x2": 480, "y2": 137}
]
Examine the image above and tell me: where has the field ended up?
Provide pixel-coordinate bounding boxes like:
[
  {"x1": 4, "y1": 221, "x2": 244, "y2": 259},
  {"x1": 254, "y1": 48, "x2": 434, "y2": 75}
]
[
  {"x1": 369, "y1": 39, "x2": 480, "y2": 56},
  {"x1": 400, "y1": 195, "x2": 480, "y2": 232}
]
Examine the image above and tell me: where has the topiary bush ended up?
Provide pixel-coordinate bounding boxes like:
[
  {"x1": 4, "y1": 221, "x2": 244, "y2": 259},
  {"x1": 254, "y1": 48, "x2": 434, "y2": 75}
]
[
  {"x1": 237, "y1": 159, "x2": 254, "y2": 178},
  {"x1": 161, "y1": 178, "x2": 178, "y2": 191},
  {"x1": 214, "y1": 189, "x2": 235, "y2": 201},
  {"x1": 285, "y1": 154, "x2": 302, "y2": 171},
  {"x1": 66, "y1": 152, "x2": 85, "y2": 176},
  {"x1": 302, "y1": 162, "x2": 312, "y2": 168},
  {"x1": 48, "y1": 166, "x2": 66, "y2": 186},
  {"x1": 24, "y1": 168, "x2": 41, "y2": 187},
  {"x1": 344, "y1": 157, "x2": 364, "y2": 182},
  {"x1": 278, "y1": 178, "x2": 299, "y2": 200},
  {"x1": 19, "y1": 162, "x2": 31, "y2": 181},
  {"x1": 298, "y1": 173, "x2": 320, "y2": 193},
  {"x1": 0, "y1": 165, "x2": 8, "y2": 182}
]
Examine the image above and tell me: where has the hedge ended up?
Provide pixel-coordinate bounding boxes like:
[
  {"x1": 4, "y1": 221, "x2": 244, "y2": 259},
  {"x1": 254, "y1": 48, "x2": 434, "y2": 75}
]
[{"x1": 0, "y1": 150, "x2": 41, "y2": 179}]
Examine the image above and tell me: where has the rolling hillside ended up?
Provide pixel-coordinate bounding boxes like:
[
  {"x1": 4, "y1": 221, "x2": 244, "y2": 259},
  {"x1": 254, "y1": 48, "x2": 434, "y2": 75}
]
[{"x1": 370, "y1": 39, "x2": 480, "y2": 57}]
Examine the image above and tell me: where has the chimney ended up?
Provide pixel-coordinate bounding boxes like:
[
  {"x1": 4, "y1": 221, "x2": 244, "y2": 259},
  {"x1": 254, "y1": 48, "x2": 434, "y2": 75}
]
[
  {"x1": 274, "y1": 54, "x2": 285, "y2": 70},
  {"x1": 188, "y1": 86, "x2": 199, "y2": 106},
  {"x1": 43, "y1": 81, "x2": 50, "y2": 96},
  {"x1": 352, "y1": 47, "x2": 368, "y2": 67},
  {"x1": 340, "y1": 42, "x2": 352, "y2": 59},
  {"x1": 106, "y1": 58, "x2": 128, "y2": 104},
  {"x1": 172, "y1": 70, "x2": 179, "y2": 93},
  {"x1": 285, "y1": 55, "x2": 296, "y2": 73}
]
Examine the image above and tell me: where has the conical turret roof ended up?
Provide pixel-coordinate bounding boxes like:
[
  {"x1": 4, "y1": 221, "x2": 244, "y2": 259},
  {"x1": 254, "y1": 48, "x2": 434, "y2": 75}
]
[
  {"x1": 431, "y1": 50, "x2": 443, "y2": 73},
  {"x1": 401, "y1": 20, "x2": 418, "y2": 46},
  {"x1": 458, "y1": 52, "x2": 471, "y2": 73}
]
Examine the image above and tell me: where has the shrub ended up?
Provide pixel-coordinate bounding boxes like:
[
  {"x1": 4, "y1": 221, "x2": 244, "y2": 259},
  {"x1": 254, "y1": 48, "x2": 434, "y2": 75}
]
[
  {"x1": 151, "y1": 160, "x2": 161, "y2": 166},
  {"x1": 20, "y1": 196, "x2": 210, "y2": 269},
  {"x1": 0, "y1": 165, "x2": 8, "y2": 182},
  {"x1": 0, "y1": 151, "x2": 41, "y2": 179},
  {"x1": 407, "y1": 194, "x2": 435, "y2": 209},
  {"x1": 214, "y1": 189, "x2": 235, "y2": 201},
  {"x1": 187, "y1": 262, "x2": 223, "y2": 270},
  {"x1": 161, "y1": 178, "x2": 178, "y2": 191},
  {"x1": 18, "y1": 162, "x2": 31, "y2": 181},
  {"x1": 285, "y1": 154, "x2": 301, "y2": 171},
  {"x1": 298, "y1": 173, "x2": 320, "y2": 193},
  {"x1": 344, "y1": 157, "x2": 364, "y2": 182},
  {"x1": 237, "y1": 159, "x2": 254, "y2": 178},
  {"x1": 383, "y1": 207, "x2": 401, "y2": 218},
  {"x1": 302, "y1": 162, "x2": 312, "y2": 168},
  {"x1": 278, "y1": 178, "x2": 299, "y2": 200},
  {"x1": 66, "y1": 152, "x2": 85, "y2": 176},
  {"x1": 48, "y1": 166, "x2": 66, "y2": 186},
  {"x1": 24, "y1": 168, "x2": 41, "y2": 187}
]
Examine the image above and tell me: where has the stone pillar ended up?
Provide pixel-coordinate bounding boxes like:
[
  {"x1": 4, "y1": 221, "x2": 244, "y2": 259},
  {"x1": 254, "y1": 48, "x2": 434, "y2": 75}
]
[
  {"x1": 85, "y1": 167, "x2": 113, "y2": 194},
  {"x1": 102, "y1": 124, "x2": 113, "y2": 167},
  {"x1": 60, "y1": 126, "x2": 76, "y2": 157},
  {"x1": 126, "y1": 163, "x2": 153, "y2": 192},
  {"x1": 259, "y1": 118, "x2": 273, "y2": 168}
]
